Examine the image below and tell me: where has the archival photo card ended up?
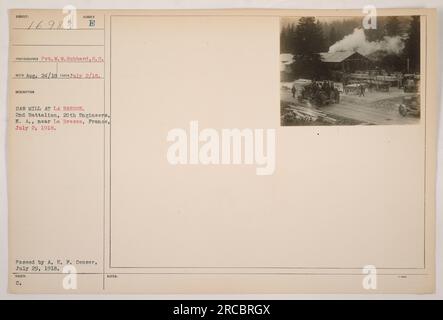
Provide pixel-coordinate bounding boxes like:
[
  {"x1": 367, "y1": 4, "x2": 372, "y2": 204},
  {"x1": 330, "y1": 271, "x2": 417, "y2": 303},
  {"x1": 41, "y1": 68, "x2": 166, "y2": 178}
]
[
  {"x1": 6, "y1": 8, "x2": 437, "y2": 294},
  {"x1": 280, "y1": 16, "x2": 421, "y2": 126}
]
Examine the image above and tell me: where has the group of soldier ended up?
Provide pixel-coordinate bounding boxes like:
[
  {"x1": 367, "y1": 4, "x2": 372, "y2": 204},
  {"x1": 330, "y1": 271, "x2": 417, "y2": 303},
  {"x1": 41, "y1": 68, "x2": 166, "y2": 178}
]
[
  {"x1": 311, "y1": 80, "x2": 336, "y2": 97},
  {"x1": 292, "y1": 80, "x2": 339, "y2": 100}
]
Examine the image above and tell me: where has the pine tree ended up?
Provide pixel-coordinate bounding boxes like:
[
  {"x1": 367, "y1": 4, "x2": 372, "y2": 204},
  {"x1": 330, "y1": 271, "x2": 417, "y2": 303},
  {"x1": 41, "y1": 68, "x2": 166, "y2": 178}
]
[
  {"x1": 403, "y1": 16, "x2": 420, "y2": 73},
  {"x1": 327, "y1": 26, "x2": 339, "y2": 48},
  {"x1": 290, "y1": 17, "x2": 328, "y2": 79},
  {"x1": 385, "y1": 16, "x2": 401, "y2": 37},
  {"x1": 292, "y1": 17, "x2": 325, "y2": 55}
]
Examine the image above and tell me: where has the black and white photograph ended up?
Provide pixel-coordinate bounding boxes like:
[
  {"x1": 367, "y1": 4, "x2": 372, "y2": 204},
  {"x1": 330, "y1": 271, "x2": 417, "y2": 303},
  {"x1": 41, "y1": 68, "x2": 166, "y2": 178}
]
[{"x1": 280, "y1": 16, "x2": 421, "y2": 126}]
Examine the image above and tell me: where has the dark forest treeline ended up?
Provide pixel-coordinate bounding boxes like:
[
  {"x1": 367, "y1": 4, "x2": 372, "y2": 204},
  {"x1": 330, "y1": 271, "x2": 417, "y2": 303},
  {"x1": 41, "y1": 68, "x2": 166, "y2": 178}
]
[{"x1": 280, "y1": 16, "x2": 420, "y2": 79}]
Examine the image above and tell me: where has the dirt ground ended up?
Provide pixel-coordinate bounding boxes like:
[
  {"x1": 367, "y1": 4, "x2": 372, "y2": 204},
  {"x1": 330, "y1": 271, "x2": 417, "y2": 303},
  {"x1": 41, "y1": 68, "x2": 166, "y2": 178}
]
[{"x1": 281, "y1": 86, "x2": 420, "y2": 126}]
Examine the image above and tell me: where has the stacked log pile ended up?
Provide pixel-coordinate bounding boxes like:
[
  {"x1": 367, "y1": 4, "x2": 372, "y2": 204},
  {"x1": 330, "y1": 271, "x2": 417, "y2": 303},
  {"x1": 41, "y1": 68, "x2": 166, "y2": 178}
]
[{"x1": 282, "y1": 105, "x2": 337, "y2": 124}]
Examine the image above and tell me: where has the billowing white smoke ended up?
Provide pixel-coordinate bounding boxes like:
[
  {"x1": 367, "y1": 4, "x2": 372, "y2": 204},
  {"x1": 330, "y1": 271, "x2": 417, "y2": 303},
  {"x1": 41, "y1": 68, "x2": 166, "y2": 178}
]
[{"x1": 328, "y1": 28, "x2": 404, "y2": 55}]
